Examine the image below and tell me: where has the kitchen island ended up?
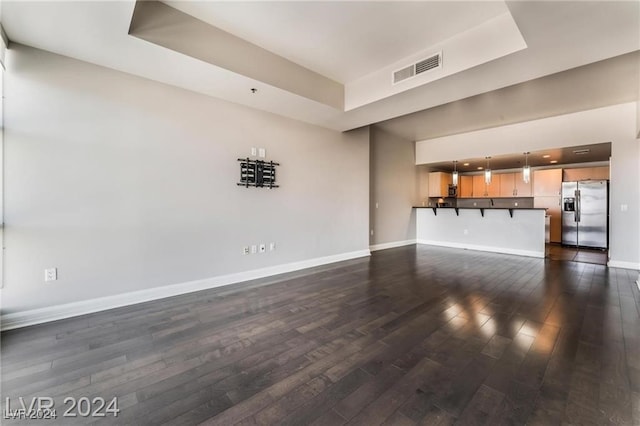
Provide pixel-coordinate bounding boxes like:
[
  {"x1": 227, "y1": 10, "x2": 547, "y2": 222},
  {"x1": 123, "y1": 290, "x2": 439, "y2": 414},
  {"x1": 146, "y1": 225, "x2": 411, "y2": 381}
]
[{"x1": 414, "y1": 207, "x2": 546, "y2": 258}]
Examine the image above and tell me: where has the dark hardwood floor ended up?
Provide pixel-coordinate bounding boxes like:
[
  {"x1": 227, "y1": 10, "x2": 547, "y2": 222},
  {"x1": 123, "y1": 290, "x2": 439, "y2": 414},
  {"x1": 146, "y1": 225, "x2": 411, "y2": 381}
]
[
  {"x1": 546, "y1": 243, "x2": 608, "y2": 265},
  {"x1": 2, "y1": 245, "x2": 639, "y2": 425}
]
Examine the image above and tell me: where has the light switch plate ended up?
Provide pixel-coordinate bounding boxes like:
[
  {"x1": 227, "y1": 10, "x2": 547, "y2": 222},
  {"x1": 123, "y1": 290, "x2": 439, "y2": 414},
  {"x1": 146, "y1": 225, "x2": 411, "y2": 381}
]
[{"x1": 45, "y1": 268, "x2": 57, "y2": 282}]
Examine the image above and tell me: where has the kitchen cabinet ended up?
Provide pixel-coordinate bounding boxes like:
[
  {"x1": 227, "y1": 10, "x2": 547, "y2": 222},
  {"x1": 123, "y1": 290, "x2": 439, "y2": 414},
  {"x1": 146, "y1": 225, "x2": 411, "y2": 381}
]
[
  {"x1": 499, "y1": 172, "x2": 532, "y2": 197},
  {"x1": 515, "y1": 174, "x2": 532, "y2": 197},
  {"x1": 472, "y1": 175, "x2": 485, "y2": 197},
  {"x1": 471, "y1": 174, "x2": 500, "y2": 197},
  {"x1": 486, "y1": 175, "x2": 500, "y2": 197},
  {"x1": 563, "y1": 166, "x2": 609, "y2": 182},
  {"x1": 499, "y1": 173, "x2": 516, "y2": 197},
  {"x1": 534, "y1": 196, "x2": 562, "y2": 243},
  {"x1": 458, "y1": 175, "x2": 473, "y2": 198},
  {"x1": 428, "y1": 172, "x2": 452, "y2": 197},
  {"x1": 533, "y1": 169, "x2": 562, "y2": 196}
]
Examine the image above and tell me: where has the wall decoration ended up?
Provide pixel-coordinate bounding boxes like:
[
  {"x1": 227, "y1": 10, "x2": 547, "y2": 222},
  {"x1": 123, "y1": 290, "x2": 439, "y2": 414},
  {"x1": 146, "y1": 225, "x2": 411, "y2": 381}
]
[{"x1": 237, "y1": 158, "x2": 280, "y2": 188}]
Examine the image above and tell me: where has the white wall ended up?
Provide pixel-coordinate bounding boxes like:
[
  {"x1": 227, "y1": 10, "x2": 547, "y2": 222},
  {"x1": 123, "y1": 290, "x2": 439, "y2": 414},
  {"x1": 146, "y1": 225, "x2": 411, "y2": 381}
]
[
  {"x1": 416, "y1": 208, "x2": 546, "y2": 258},
  {"x1": 416, "y1": 103, "x2": 640, "y2": 269},
  {"x1": 1, "y1": 44, "x2": 369, "y2": 315},
  {"x1": 369, "y1": 127, "x2": 417, "y2": 249}
]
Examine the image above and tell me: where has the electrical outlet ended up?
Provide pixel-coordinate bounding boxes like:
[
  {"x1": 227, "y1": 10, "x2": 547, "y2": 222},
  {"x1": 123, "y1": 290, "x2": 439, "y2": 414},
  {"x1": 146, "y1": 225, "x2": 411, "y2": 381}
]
[
  {"x1": 259, "y1": 243, "x2": 266, "y2": 253},
  {"x1": 370, "y1": 229, "x2": 374, "y2": 236},
  {"x1": 251, "y1": 245, "x2": 257, "y2": 254},
  {"x1": 251, "y1": 147, "x2": 257, "y2": 156},
  {"x1": 242, "y1": 246, "x2": 250, "y2": 255},
  {"x1": 269, "y1": 242, "x2": 276, "y2": 251},
  {"x1": 44, "y1": 268, "x2": 57, "y2": 282},
  {"x1": 463, "y1": 229, "x2": 469, "y2": 235}
]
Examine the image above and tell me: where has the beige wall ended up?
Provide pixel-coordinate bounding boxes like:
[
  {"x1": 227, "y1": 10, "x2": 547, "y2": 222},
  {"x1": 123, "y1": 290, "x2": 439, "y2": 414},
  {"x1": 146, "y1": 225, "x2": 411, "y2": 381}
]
[
  {"x1": 369, "y1": 127, "x2": 418, "y2": 247},
  {"x1": 2, "y1": 44, "x2": 369, "y2": 314}
]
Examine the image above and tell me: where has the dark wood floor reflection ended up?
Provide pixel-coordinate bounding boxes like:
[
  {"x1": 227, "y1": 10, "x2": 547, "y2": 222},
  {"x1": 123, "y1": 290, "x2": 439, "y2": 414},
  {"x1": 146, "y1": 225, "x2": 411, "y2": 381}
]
[
  {"x1": 546, "y1": 243, "x2": 608, "y2": 265},
  {"x1": 2, "y1": 245, "x2": 639, "y2": 425}
]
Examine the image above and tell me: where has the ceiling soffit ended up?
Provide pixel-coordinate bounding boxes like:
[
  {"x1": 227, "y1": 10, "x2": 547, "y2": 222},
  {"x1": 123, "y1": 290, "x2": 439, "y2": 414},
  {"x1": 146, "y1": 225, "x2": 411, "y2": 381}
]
[
  {"x1": 131, "y1": 1, "x2": 526, "y2": 112},
  {"x1": 374, "y1": 50, "x2": 640, "y2": 142},
  {"x1": 2, "y1": 1, "x2": 638, "y2": 132},
  {"x1": 346, "y1": 11, "x2": 526, "y2": 110},
  {"x1": 129, "y1": 1, "x2": 344, "y2": 110},
  {"x1": 164, "y1": 1, "x2": 510, "y2": 84}
]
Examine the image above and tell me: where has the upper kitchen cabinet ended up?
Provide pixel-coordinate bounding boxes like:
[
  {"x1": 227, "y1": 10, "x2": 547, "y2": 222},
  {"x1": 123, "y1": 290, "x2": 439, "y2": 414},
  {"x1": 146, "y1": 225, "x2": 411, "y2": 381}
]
[
  {"x1": 486, "y1": 175, "x2": 500, "y2": 197},
  {"x1": 499, "y1": 173, "x2": 516, "y2": 197},
  {"x1": 533, "y1": 169, "x2": 562, "y2": 196},
  {"x1": 515, "y1": 173, "x2": 532, "y2": 197},
  {"x1": 470, "y1": 174, "x2": 500, "y2": 197},
  {"x1": 472, "y1": 175, "x2": 485, "y2": 197},
  {"x1": 458, "y1": 175, "x2": 473, "y2": 198},
  {"x1": 428, "y1": 172, "x2": 452, "y2": 197},
  {"x1": 563, "y1": 166, "x2": 609, "y2": 182}
]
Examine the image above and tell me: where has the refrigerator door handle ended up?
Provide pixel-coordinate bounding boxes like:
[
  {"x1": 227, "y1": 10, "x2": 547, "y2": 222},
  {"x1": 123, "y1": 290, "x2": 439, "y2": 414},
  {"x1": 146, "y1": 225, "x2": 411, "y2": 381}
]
[{"x1": 575, "y1": 189, "x2": 581, "y2": 223}]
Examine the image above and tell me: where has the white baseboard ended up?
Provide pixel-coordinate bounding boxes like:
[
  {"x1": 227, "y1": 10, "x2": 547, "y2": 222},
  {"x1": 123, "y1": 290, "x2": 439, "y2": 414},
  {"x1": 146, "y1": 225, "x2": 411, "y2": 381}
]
[
  {"x1": 0, "y1": 249, "x2": 371, "y2": 331},
  {"x1": 607, "y1": 260, "x2": 640, "y2": 270},
  {"x1": 416, "y1": 239, "x2": 545, "y2": 259},
  {"x1": 369, "y1": 239, "x2": 416, "y2": 252}
]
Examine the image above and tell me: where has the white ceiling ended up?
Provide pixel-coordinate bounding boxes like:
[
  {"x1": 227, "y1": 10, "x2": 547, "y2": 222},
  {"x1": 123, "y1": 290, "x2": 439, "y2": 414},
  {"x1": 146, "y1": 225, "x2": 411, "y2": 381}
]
[
  {"x1": 164, "y1": 1, "x2": 509, "y2": 83},
  {"x1": 2, "y1": 1, "x2": 639, "y2": 135}
]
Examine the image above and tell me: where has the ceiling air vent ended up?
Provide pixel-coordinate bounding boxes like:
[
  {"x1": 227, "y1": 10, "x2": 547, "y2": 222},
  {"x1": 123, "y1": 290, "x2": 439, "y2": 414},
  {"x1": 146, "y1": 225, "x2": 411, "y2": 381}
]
[
  {"x1": 393, "y1": 65, "x2": 415, "y2": 84},
  {"x1": 392, "y1": 52, "x2": 442, "y2": 85},
  {"x1": 415, "y1": 53, "x2": 441, "y2": 75}
]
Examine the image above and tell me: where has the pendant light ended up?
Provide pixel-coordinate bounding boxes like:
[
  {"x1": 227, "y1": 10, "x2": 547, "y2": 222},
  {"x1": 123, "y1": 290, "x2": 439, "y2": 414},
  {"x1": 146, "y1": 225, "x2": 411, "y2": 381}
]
[
  {"x1": 522, "y1": 152, "x2": 531, "y2": 183},
  {"x1": 452, "y1": 160, "x2": 459, "y2": 186},
  {"x1": 484, "y1": 156, "x2": 492, "y2": 184}
]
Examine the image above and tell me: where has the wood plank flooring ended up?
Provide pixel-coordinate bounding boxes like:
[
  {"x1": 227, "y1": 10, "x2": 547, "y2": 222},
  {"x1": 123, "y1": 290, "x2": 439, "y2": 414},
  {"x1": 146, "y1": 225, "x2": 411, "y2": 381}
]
[
  {"x1": 2, "y1": 245, "x2": 639, "y2": 425},
  {"x1": 546, "y1": 243, "x2": 608, "y2": 265}
]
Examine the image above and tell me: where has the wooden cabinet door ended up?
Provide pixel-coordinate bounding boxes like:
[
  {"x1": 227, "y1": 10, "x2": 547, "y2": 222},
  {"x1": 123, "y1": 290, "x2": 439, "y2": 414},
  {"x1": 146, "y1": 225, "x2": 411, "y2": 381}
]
[
  {"x1": 441, "y1": 173, "x2": 452, "y2": 196},
  {"x1": 486, "y1": 174, "x2": 500, "y2": 197},
  {"x1": 428, "y1": 172, "x2": 452, "y2": 197},
  {"x1": 472, "y1": 175, "x2": 486, "y2": 197},
  {"x1": 458, "y1": 175, "x2": 473, "y2": 198},
  {"x1": 533, "y1": 169, "x2": 562, "y2": 196},
  {"x1": 499, "y1": 173, "x2": 515, "y2": 197},
  {"x1": 515, "y1": 173, "x2": 532, "y2": 197},
  {"x1": 563, "y1": 166, "x2": 609, "y2": 182},
  {"x1": 428, "y1": 172, "x2": 442, "y2": 197}
]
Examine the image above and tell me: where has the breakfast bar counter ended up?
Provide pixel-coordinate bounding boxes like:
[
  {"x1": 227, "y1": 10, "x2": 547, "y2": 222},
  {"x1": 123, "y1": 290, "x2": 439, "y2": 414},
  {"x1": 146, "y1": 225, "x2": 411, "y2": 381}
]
[{"x1": 414, "y1": 206, "x2": 546, "y2": 258}]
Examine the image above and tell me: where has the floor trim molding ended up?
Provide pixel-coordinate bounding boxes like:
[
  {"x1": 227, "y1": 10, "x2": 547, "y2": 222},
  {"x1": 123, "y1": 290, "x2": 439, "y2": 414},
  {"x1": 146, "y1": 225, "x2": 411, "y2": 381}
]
[
  {"x1": 0, "y1": 249, "x2": 371, "y2": 331},
  {"x1": 607, "y1": 260, "x2": 640, "y2": 270},
  {"x1": 416, "y1": 239, "x2": 545, "y2": 259},
  {"x1": 369, "y1": 239, "x2": 416, "y2": 252}
]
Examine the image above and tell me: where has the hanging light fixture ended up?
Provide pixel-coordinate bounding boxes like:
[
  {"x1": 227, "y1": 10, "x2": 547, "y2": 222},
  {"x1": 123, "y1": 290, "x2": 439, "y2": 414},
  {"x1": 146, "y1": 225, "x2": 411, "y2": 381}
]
[
  {"x1": 452, "y1": 160, "x2": 459, "y2": 186},
  {"x1": 522, "y1": 152, "x2": 531, "y2": 183},
  {"x1": 484, "y1": 156, "x2": 492, "y2": 184}
]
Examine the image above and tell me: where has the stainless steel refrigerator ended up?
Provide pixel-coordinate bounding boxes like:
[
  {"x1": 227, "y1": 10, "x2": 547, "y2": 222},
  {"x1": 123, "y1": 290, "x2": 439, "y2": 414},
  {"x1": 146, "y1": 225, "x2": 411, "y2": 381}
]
[{"x1": 561, "y1": 180, "x2": 608, "y2": 249}]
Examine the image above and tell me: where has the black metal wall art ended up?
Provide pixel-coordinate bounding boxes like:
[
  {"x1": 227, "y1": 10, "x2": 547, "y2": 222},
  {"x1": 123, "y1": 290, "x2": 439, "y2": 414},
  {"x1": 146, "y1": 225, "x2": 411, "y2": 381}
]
[{"x1": 237, "y1": 158, "x2": 280, "y2": 188}]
